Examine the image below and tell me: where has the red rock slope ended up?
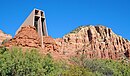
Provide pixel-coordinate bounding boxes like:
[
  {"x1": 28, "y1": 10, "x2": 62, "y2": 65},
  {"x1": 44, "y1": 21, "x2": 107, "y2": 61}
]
[
  {"x1": 0, "y1": 30, "x2": 12, "y2": 45},
  {"x1": 4, "y1": 25, "x2": 41, "y2": 48}
]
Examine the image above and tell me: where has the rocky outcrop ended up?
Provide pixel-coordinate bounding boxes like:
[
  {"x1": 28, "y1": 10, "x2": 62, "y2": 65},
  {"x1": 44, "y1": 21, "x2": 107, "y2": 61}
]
[
  {"x1": 4, "y1": 25, "x2": 41, "y2": 48},
  {"x1": 3, "y1": 25, "x2": 130, "y2": 60},
  {"x1": 0, "y1": 30, "x2": 12, "y2": 45},
  {"x1": 43, "y1": 36, "x2": 60, "y2": 52},
  {"x1": 55, "y1": 25, "x2": 130, "y2": 60}
]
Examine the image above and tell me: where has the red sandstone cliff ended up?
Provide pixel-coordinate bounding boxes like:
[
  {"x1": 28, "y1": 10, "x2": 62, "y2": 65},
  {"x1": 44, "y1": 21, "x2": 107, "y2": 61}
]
[
  {"x1": 4, "y1": 25, "x2": 130, "y2": 60},
  {"x1": 55, "y1": 25, "x2": 130, "y2": 60}
]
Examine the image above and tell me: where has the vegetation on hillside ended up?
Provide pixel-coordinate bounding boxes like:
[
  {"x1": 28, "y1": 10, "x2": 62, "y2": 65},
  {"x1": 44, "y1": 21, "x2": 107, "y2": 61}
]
[
  {"x1": 0, "y1": 47, "x2": 130, "y2": 76},
  {"x1": 67, "y1": 25, "x2": 107, "y2": 34},
  {"x1": 0, "y1": 47, "x2": 61, "y2": 76},
  {"x1": 71, "y1": 55, "x2": 130, "y2": 76},
  {"x1": 69, "y1": 26, "x2": 85, "y2": 34},
  {"x1": 68, "y1": 25, "x2": 91, "y2": 34}
]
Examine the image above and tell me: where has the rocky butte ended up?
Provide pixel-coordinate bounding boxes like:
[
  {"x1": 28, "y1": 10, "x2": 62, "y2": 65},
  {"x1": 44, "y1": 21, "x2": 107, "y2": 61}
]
[{"x1": 3, "y1": 25, "x2": 130, "y2": 60}]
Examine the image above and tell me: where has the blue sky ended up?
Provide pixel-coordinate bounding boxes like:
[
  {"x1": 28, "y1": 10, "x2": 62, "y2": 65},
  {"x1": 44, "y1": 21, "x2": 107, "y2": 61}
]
[{"x1": 0, "y1": 0, "x2": 130, "y2": 39}]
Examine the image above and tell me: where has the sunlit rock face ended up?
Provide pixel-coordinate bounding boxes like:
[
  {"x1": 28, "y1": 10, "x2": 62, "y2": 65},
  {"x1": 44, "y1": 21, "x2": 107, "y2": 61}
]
[
  {"x1": 55, "y1": 25, "x2": 130, "y2": 60},
  {"x1": 4, "y1": 25, "x2": 41, "y2": 48},
  {"x1": 0, "y1": 30, "x2": 12, "y2": 45},
  {"x1": 3, "y1": 25, "x2": 130, "y2": 60}
]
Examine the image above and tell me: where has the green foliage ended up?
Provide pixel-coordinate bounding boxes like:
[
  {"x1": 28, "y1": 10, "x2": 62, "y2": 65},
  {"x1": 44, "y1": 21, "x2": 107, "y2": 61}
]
[
  {"x1": 0, "y1": 47, "x2": 61, "y2": 76},
  {"x1": 71, "y1": 55, "x2": 130, "y2": 76},
  {"x1": 69, "y1": 26, "x2": 84, "y2": 34},
  {"x1": 0, "y1": 47, "x2": 8, "y2": 54},
  {"x1": 61, "y1": 65, "x2": 95, "y2": 76},
  {"x1": 1, "y1": 47, "x2": 130, "y2": 76},
  {"x1": 69, "y1": 25, "x2": 91, "y2": 34}
]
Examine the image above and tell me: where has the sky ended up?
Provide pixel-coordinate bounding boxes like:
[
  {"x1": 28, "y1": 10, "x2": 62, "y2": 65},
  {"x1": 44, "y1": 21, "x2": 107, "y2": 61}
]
[{"x1": 0, "y1": 0, "x2": 130, "y2": 40}]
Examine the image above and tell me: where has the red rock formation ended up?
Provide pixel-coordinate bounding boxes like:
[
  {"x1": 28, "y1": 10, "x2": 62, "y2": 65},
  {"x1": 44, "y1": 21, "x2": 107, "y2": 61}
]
[
  {"x1": 43, "y1": 36, "x2": 59, "y2": 52},
  {"x1": 55, "y1": 25, "x2": 130, "y2": 60},
  {"x1": 4, "y1": 25, "x2": 41, "y2": 48},
  {"x1": 3, "y1": 25, "x2": 130, "y2": 60},
  {"x1": 0, "y1": 30, "x2": 12, "y2": 45}
]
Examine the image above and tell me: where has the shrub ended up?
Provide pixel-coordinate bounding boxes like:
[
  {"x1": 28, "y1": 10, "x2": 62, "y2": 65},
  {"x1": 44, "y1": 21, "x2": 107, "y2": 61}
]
[
  {"x1": 1, "y1": 47, "x2": 130, "y2": 76},
  {"x1": 0, "y1": 47, "x2": 61, "y2": 76},
  {"x1": 70, "y1": 55, "x2": 130, "y2": 76},
  {"x1": 61, "y1": 65, "x2": 95, "y2": 76},
  {"x1": 0, "y1": 46, "x2": 8, "y2": 54}
]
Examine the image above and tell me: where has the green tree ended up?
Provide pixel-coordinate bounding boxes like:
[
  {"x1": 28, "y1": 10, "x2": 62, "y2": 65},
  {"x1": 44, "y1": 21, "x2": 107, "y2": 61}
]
[{"x1": 0, "y1": 47, "x2": 61, "y2": 76}]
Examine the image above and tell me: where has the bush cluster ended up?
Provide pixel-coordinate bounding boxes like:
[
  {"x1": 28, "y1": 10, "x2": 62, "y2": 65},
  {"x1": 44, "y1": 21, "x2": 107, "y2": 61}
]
[
  {"x1": 71, "y1": 55, "x2": 130, "y2": 76},
  {"x1": 0, "y1": 47, "x2": 62, "y2": 76},
  {"x1": 0, "y1": 47, "x2": 130, "y2": 76}
]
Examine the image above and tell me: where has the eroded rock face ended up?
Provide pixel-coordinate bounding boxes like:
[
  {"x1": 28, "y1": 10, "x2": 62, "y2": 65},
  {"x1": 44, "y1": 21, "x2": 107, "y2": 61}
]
[
  {"x1": 4, "y1": 25, "x2": 41, "y2": 48},
  {"x1": 43, "y1": 36, "x2": 60, "y2": 52},
  {"x1": 3, "y1": 25, "x2": 130, "y2": 60},
  {"x1": 55, "y1": 25, "x2": 130, "y2": 60},
  {"x1": 0, "y1": 30, "x2": 12, "y2": 45}
]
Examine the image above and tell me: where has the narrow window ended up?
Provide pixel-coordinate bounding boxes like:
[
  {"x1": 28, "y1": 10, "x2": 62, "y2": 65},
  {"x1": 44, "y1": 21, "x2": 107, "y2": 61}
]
[
  {"x1": 34, "y1": 16, "x2": 39, "y2": 32},
  {"x1": 41, "y1": 18, "x2": 45, "y2": 35},
  {"x1": 35, "y1": 10, "x2": 39, "y2": 15},
  {"x1": 41, "y1": 11, "x2": 44, "y2": 16}
]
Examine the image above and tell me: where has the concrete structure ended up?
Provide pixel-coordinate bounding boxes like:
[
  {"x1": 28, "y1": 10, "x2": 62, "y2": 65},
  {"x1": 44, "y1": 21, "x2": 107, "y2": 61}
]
[{"x1": 16, "y1": 8, "x2": 48, "y2": 48}]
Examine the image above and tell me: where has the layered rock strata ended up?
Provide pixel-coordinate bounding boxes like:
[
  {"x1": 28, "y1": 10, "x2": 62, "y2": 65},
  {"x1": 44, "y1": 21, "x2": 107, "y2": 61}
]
[{"x1": 55, "y1": 25, "x2": 130, "y2": 60}]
